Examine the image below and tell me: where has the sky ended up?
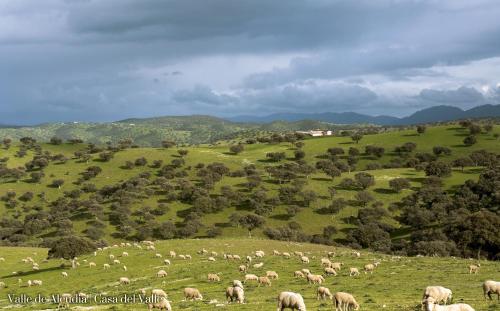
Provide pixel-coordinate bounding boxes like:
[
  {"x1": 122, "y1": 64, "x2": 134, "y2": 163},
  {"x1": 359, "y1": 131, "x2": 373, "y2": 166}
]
[{"x1": 1, "y1": 0, "x2": 500, "y2": 124}]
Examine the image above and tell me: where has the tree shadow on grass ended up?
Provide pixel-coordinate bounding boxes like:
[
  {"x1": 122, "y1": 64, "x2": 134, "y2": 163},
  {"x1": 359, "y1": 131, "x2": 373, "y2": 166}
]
[
  {"x1": 373, "y1": 188, "x2": 395, "y2": 194},
  {"x1": 270, "y1": 214, "x2": 291, "y2": 221},
  {"x1": 1, "y1": 266, "x2": 66, "y2": 280}
]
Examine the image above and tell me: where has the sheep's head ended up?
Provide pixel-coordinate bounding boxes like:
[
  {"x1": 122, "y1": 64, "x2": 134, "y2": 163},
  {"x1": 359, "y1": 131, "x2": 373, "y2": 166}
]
[{"x1": 353, "y1": 302, "x2": 360, "y2": 310}]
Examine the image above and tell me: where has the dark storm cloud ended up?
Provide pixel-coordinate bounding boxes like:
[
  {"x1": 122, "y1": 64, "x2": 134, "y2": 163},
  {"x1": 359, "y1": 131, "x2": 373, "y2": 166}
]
[{"x1": 1, "y1": 0, "x2": 500, "y2": 124}]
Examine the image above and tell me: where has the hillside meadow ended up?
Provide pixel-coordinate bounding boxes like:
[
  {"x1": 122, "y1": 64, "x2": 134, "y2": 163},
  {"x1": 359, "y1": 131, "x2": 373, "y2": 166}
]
[
  {"x1": 0, "y1": 239, "x2": 499, "y2": 310},
  {"x1": 1, "y1": 124, "x2": 498, "y2": 242}
]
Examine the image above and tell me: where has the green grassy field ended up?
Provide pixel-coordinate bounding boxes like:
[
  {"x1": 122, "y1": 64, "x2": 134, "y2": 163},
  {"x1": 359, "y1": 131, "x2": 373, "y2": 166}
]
[
  {"x1": 0, "y1": 124, "x2": 499, "y2": 241},
  {"x1": 0, "y1": 239, "x2": 499, "y2": 311}
]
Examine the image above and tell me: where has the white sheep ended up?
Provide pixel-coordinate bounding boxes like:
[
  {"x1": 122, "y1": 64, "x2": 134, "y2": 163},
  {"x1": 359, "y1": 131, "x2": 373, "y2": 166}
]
[
  {"x1": 349, "y1": 267, "x2": 360, "y2": 277},
  {"x1": 468, "y1": 264, "x2": 479, "y2": 274},
  {"x1": 331, "y1": 262, "x2": 343, "y2": 271},
  {"x1": 253, "y1": 262, "x2": 264, "y2": 269},
  {"x1": 151, "y1": 289, "x2": 168, "y2": 298},
  {"x1": 164, "y1": 259, "x2": 171, "y2": 265},
  {"x1": 226, "y1": 285, "x2": 245, "y2": 303},
  {"x1": 244, "y1": 274, "x2": 258, "y2": 283},
  {"x1": 32, "y1": 280, "x2": 42, "y2": 286},
  {"x1": 89, "y1": 262, "x2": 96, "y2": 268},
  {"x1": 266, "y1": 271, "x2": 279, "y2": 279},
  {"x1": 324, "y1": 267, "x2": 337, "y2": 276},
  {"x1": 113, "y1": 259, "x2": 121, "y2": 265},
  {"x1": 283, "y1": 252, "x2": 291, "y2": 259},
  {"x1": 148, "y1": 297, "x2": 172, "y2": 310},
  {"x1": 483, "y1": 280, "x2": 499, "y2": 300},
  {"x1": 301, "y1": 256, "x2": 310, "y2": 264},
  {"x1": 307, "y1": 274, "x2": 324, "y2": 285},
  {"x1": 0, "y1": 282, "x2": 5, "y2": 288},
  {"x1": 423, "y1": 286, "x2": 453, "y2": 305},
  {"x1": 183, "y1": 287, "x2": 203, "y2": 300},
  {"x1": 122, "y1": 252, "x2": 129, "y2": 257},
  {"x1": 157, "y1": 270, "x2": 168, "y2": 278},
  {"x1": 424, "y1": 298, "x2": 474, "y2": 311},
  {"x1": 155, "y1": 253, "x2": 163, "y2": 258},
  {"x1": 239, "y1": 265, "x2": 248, "y2": 273},
  {"x1": 317, "y1": 286, "x2": 333, "y2": 300},
  {"x1": 334, "y1": 292, "x2": 359, "y2": 311},
  {"x1": 321, "y1": 258, "x2": 332, "y2": 267},
  {"x1": 61, "y1": 272, "x2": 68, "y2": 277},
  {"x1": 258, "y1": 276, "x2": 271, "y2": 286},
  {"x1": 294, "y1": 271, "x2": 305, "y2": 278},
  {"x1": 103, "y1": 263, "x2": 110, "y2": 270},
  {"x1": 233, "y1": 280, "x2": 244, "y2": 289},
  {"x1": 364, "y1": 263, "x2": 375, "y2": 274},
  {"x1": 277, "y1": 291, "x2": 306, "y2": 311},
  {"x1": 119, "y1": 277, "x2": 130, "y2": 285},
  {"x1": 207, "y1": 273, "x2": 220, "y2": 282},
  {"x1": 208, "y1": 256, "x2": 216, "y2": 262},
  {"x1": 169, "y1": 251, "x2": 176, "y2": 258}
]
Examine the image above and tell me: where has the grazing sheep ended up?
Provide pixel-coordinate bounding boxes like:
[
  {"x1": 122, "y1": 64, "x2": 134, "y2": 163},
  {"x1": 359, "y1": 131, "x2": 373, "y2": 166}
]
[
  {"x1": 258, "y1": 276, "x2": 271, "y2": 286},
  {"x1": 331, "y1": 262, "x2": 343, "y2": 271},
  {"x1": 0, "y1": 282, "x2": 5, "y2": 288},
  {"x1": 184, "y1": 287, "x2": 203, "y2": 301},
  {"x1": 169, "y1": 251, "x2": 176, "y2": 258},
  {"x1": 349, "y1": 268, "x2": 360, "y2": 277},
  {"x1": 294, "y1": 251, "x2": 304, "y2": 257},
  {"x1": 334, "y1": 292, "x2": 360, "y2": 311},
  {"x1": 157, "y1": 270, "x2": 168, "y2": 278},
  {"x1": 294, "y1": 271, "x2": 305, "y2": 278},
  {"x1": 301, "y1": 256, "x2": 310, "y2": 264},
  {"x1": 307, "y1": 274, "x2": 325, "y2": 285},
  {"x1": 424, "y1": 298, "x2": 474, "y2": 311},
  {"x1": 244, "y1": 274, "x2": 258, "y2": 283},
  {"x1": 113, "y1": 259, "x2": 121, "y2": 265},
  {"x1": 208, "y1": 257, "x2": 216, "y2": 262},
  {"x1": 109, "y1": 254, "x2": 115, "y2": 260},
  {"x1": 233, "y1": 255, "x2": 241, "y2": 260},
  {"x1": 226, "y1": 286, "x2": 245, "y2": 303},
  {"x1": 301, "y1": 269, "x2": 311, "y2": 275},
  {"x1": 327, "y1": 252, "x2": 336, "y2": 258},
  {"x1": 155, "y1": 253, "x2": 162, "y2": 258},
  {"x1": 483, "y1": 280, "x2": 499, "y2": 300},
  {"x1": 164, "y1": 259, "x2": 171, "y2": 265},
  {"x1": 0, "y1": 257, "x2": 4, "y2": 262},
  {"x1": 277, "y1": 291, "x2": 306, "y2": 311},
  {"x1": 123, "y1": 265, "x2": 127, "y2": 271},
  {"x1": 255, "y1": 250, "x2": 265, "y2": 257},
  {"x1": 32, "y1": 280, "x2": 42, "y2": 286},
  {"x1": 61, "y1": 272, "x2": 68, "y2": 277},
  {"x1": 185, "y1": 254, "x2": 192, "y2": 260},
  {"x1": 246, "y1": 255, "x2": 252, "y2": 262},
  {"x1": 423, "y1": 286, "x2": 453, "y2": 305},
  {"x1": 122, "y1": 252, "x2": 129, "y2": 257},
  {"x1": 321, "y1": 258, "x2": 332, "y2": 266},
  {"x1": 89, "y1": 262, "x2": 96, "y2": 268},
  {"x1": 273, "y1": 250, "x2": 281, "y2": 255},
  {"x1": 364, "y1": 264, "x2": 375, "y2": 274},
  {"x1": 239, "y1": 265, "x2": 248, "y2": 273},
  {"x1": 317, "y1": 286, "x2": 333, "y2": 300},
  {"x1": 324, "y1": 267, "x2": 338, "y2": 276},
  {"x1": 253, "y1": 262, "x2": 264, "y2": 269},
  {"x1": 352, "y1": 251, "x2": 361, "y2": 258},
  {"x1": 148, "y1": 297, "x2": 172, "y2": 310},
  {"x1": 283, "y1": 252, "x2": 291, "y2": 259},
  {"x1": 151, "y1": 289, "x2": 168, "y2": 298},
  {"x1": 179, "y1": 255, "x2": 186, "y2": 260},
  {"x1": 207, "y1": 273, "x2": 220, "y2": 282},
  {"x1": 103, "y1": 263, "x2": 110, "y2": 270},
  {"x1": 266, "y1": 271, "x2": 279, "y2": 279},
  {"x1": 58, "y1": 293, "x2": 72, "y2": 309},
  {"x1": 211, "y1": 251, "x2": 218, "y2": 257},
  {"x1": 468, "y1": 264, "x2": 480, "y2": 274},
  {"x1": 233, "y1": 280, "x2": 244, "y2": 289},
  {"x1": 119, "y1": 277, "x2": 130, "y2": 285}
]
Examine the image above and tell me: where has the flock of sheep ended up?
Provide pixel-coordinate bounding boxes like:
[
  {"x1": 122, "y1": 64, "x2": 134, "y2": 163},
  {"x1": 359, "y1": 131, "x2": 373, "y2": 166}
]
[{"x1": 0, "y1": 241, "x2": 499, "y2": 310}]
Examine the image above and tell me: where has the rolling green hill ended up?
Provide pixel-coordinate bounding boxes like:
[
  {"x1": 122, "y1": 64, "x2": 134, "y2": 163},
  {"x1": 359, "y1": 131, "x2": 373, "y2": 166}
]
[
  {"x1": 0, "y1": 123, "x2": 499, "y2": 258},
  {"x1": 0, "y1": 116, "x2": 353, "y2": 146}
]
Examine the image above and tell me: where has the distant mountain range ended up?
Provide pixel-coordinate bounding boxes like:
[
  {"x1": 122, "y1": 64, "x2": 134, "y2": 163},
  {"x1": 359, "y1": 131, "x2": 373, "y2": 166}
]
[
  {"x1": 0, "y1": 104, "x2": 498, "y2": 146},
  {"x1": 228, "y1": 104, "x2": 500, "y2": 125}
]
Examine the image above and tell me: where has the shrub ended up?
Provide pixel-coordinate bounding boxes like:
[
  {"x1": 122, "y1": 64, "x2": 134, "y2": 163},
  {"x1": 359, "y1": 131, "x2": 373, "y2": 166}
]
[{"x1": 47, "y1": 236, "x2": 96, "y2": 259}]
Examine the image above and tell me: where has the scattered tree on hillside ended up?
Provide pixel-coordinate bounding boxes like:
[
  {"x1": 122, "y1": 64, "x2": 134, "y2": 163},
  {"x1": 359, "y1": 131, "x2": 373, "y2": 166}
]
[
  {"x1": 351, "y1": 132, "x2": 363, "y2": 144},
  {"x1": 238, "y1": 214, "x2": 265, "y2": 237},
  {"x1": 416, "y1": 125, "x2": 426, "y2": 135},
  {"x1": 463, "y1": 135, "x2": 477, "y2": 146},
  {"x1": 389, "y1": 178, "x2": 411, "y2": 193},
  {"x1": 229, "y1": 144, "x2": 244, "y2": 155}
]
